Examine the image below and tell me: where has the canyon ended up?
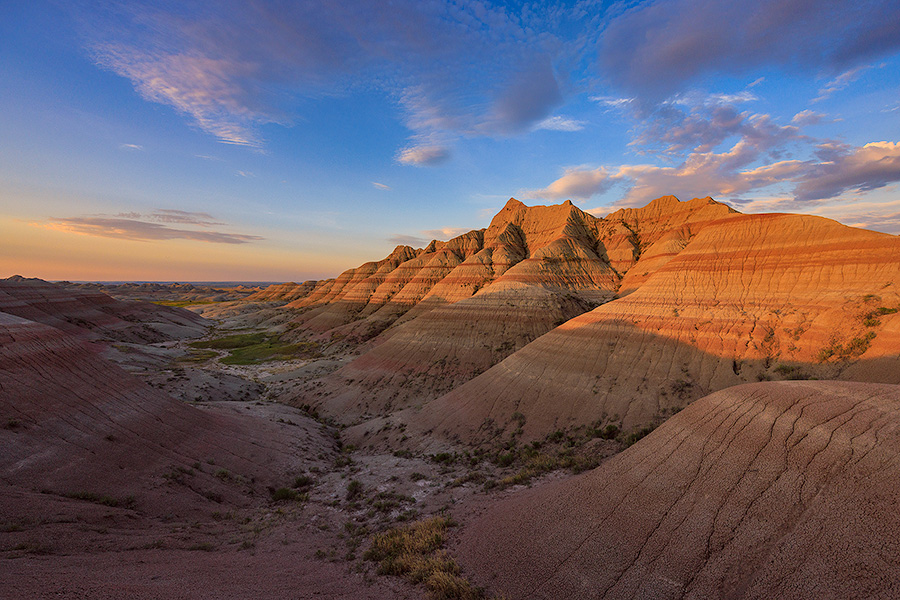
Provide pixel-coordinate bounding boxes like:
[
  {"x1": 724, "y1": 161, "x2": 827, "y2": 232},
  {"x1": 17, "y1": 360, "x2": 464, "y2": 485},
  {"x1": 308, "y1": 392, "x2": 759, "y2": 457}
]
[{"x1": 2, "y1": 196, "x2": 900, "y2": 599}]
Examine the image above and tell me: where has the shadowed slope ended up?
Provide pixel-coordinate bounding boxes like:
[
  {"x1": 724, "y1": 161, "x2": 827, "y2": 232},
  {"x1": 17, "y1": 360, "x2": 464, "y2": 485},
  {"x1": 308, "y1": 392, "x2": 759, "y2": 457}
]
[
  {"x1": 457, "y1": 381, "x2": 900, "y2": 600},
  {"x1": 0, "y1": 276, "x2": 207, "y2": 343},
  {"x1": 0, "y1": 312, "x2": 301, "y2": 512}
]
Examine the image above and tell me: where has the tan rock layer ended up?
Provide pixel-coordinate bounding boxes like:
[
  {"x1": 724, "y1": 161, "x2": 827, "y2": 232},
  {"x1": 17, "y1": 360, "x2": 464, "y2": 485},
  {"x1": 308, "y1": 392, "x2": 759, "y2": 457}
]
[{"x1": 415, "y1": 212, "x2": 900, "y2": 441}]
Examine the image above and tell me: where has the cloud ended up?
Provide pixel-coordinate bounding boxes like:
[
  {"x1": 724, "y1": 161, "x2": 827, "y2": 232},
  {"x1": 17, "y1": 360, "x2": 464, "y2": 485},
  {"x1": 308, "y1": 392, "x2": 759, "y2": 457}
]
[
  {"x1": 397, "y1": 145, "x2": 450, "y2": 166},
  {"x1": 149, "y1": 209, "x2": 224, "y2": 226},
  {"x1": 76, "y1": 1, "x2": 576, "y2": 153},
  {"x1": 791, "y1": 110, "x2": 826, "y2": 125},
  {"x1": 372, "y1": 182, "x2": 391, "y2": 190},
  {"x1": 535, "y1": 116, "x2": 586, "y2": 132},
  {"x1": 388, "y1": 234, "x2": 428, "y2": 247},
  {"x1": 38, "y1": 209, "x2": 261, "y2": 244},
  {"x1": 92, "y1": 44, "x2": 273, "y2": 147},
  {"x1": 812, "y1": 65, "x2": 875, "y2": 102},
  {"x1": 597, "y1": 0, "x2": 900, "y2": 100},
  {"x1": 119, "y1": 143, "x2": 143, "y2": 151},
  {"x1": 42, "y1": 217, "x2": 264, "y2": 244},
  {"x1": 235, "y1": 170, "x2": 255, "y2": 177},
  {"x1": 632, "y1": 103, "x2": 803, "y2": 155},
  {"x1": 793, "y1": 141, "x2": 900, "y2": 200},
  {"x1": 422, "y1": 227, "x2": 471, "y2": 240},
  {"x1": 388, "y1": 226, "x2": 473, "y2": 248},
  {"x1": 811, "y1": 198, "x2": 900, "y2": 234},
  {"x1": 589, "y1": 95, "x2": 635, "y2": 110},
  {"x1": 487, "y1": 56, "x2": 562, "y2": 134},
  {"x1": 522, "y1": 167, "x2": 614, "y2": 201}
]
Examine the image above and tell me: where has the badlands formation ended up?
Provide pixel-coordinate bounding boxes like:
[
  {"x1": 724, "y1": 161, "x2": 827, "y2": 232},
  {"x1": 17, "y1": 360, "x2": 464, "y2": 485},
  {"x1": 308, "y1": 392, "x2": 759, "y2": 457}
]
[{"x1": 3, "y1": 196, "x2": 900, "y2": 599}]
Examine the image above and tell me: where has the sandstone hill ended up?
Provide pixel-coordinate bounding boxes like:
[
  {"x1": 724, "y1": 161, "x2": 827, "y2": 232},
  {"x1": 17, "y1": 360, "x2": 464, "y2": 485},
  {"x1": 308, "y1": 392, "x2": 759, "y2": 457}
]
[
  {"x1": 455, "y1": 380, "x2": 900, "y2": 599},
  {"x1": 414, "y1": 210, "x2": 900, "y2": 444},
  {"x1": 290, "y1": 196, "x2": 738, "y2": 418},
  {"x1": 0, "y1": 275, "x2": 208, "y2": 344},
  {"x1": 275, "y1": 197, "x2": 899, "y2": 446}
]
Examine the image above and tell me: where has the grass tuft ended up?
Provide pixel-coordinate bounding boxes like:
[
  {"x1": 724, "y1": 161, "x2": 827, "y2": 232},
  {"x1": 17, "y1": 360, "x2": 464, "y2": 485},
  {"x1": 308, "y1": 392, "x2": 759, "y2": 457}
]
[{"x1": 364, "y1": 517, "x2": 500, "y2": 599}]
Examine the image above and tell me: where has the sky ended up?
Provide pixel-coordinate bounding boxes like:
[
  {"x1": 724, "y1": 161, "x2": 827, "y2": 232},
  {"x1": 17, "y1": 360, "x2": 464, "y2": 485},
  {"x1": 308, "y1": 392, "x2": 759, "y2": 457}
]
[{"x1": 2, "y1": 0, "x2": 899, "y2": 282}]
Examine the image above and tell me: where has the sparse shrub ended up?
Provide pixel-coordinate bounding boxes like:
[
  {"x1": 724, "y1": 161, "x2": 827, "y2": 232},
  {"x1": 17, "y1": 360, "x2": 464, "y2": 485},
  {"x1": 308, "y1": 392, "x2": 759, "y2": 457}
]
[
  {"x1": 270, "y1": 487, "x2": 307, "y2": 502},
  {"x1": 430, "y1": 452, "x2": 456, "y2": 464},
  {"x1": 495, "y1": 452, "x2": 515, "y2": 467},
  {"x1": 346, "y1": 479, "x2": 364, "y2": 501},
  {"x1": 599, "y1": 424, "x2": 619, "y2": 440},
  {"x1": 621, "y1": 426, "x2": 656, "y2": 447},
  {"x1": 293, "y1": 475, "x2": 314, "y2": 489}
]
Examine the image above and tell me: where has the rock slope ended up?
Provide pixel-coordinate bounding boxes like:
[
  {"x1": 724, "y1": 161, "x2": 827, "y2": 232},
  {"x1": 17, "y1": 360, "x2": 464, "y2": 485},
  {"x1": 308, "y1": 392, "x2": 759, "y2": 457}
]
[
  {"x1": 457, "y1": 381, "x2": 900, "y2": 600},
  {"x1": 0, "y1": 276, "x2": 208, "y2": 343},
  {"x1": 0, "y1": 312, "x2": 295, "y2": 508},
  {"x1": 296, "y1": 197, "x2": 737, "y2": 420},
  {"x1": 416, "y1": 211, "x2": 900, "y2": 442}
]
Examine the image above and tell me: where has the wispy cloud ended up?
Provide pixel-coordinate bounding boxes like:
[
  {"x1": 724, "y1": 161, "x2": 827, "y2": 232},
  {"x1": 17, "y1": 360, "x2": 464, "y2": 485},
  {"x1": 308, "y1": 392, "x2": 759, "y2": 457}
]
[
  {"x1": 535, "y1": 116, "x2": 586, "y2": 132},
  {"x1": 589, "y1": 95, "x2": 634, "y2": 110},
  {"x1": 149, "y1": 209, "x2": 224, "y2": 226},
  {"x1": 791, "y1": 110, "x2": 826, "y2": 125},
  {"x1": 397, "y1": 145, "x2": 450, "y2": 166},
  {"x1": 812, "y1": 65, "x2": 875, "y2": 102},
  {"x1": 388, "y1": 234, "x2": 428, "y2": 247},
  {"x1": 37, "y1": 210, "x2": 262, "y2": 244},
  {"x1": 119, "y1": 143, "x2": 143, "y2": 151},
  {"x1": 372, "y1": 182, "x2": 391, "y2": 190},
  {"x1": 388, "y1": 225, "x2": 473, "y2": 248},
  {"x1": 422, "y1": 227, "x2": 470, "y2": 240},
  {"x1": 76, "y1": 1, "x2": 582, "y2": 156}
]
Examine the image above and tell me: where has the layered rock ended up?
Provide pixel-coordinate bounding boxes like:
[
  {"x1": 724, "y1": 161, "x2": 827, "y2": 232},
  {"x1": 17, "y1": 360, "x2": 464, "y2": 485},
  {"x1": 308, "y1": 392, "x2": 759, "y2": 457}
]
[
  {"x1": 457, "y1": 381, "x2": 900, "y2": 599},
  {"x1": 298, "y1": 199, "x2": 655, "y2": 418},
  {"x1": 0, "y1": 312, "x2": 296, "y2": 510},
  {"x1": 247, "y1": 280, "x2": 321, "y2": 302},
  {"x1": 415, "y1": 212, "x2": 900, "y2": 441},
  {"x1": 0, "y1": 276, "x2": 207, "y2": 343}
]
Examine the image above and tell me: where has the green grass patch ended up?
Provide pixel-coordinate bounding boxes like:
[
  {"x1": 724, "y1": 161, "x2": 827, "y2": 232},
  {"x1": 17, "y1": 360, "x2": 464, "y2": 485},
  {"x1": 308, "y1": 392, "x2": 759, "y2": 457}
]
[
  {"x1": 190, "y1": 332, "x2": 320, "y2": 365},
  {"x1": 178, "y1": 349, "x2": 219, "y2": 364}
]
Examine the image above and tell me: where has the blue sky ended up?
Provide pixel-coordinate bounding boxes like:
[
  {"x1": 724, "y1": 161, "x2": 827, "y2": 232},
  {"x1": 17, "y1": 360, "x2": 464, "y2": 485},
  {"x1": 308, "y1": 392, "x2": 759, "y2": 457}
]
[{"x1": 1, "y1": 0, "x2": 899, "y2": 281}]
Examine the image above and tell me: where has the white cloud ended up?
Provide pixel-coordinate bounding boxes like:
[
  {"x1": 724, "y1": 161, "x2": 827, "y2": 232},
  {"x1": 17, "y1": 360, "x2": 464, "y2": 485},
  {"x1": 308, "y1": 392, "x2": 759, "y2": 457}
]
[
  {"x1": 422, "y1": 227, "x2": 470, "y2": 240},
  {"x1": 119, "y1": 143, "x2": 143, "y2": 151},
  {"x1": 534, "y1": 116, "x2": 586, "y2": 132},
  {"x1": 396, "y1": 145, "x2": 450, "y2": 167},
  {"x1": 372, "y1": 182, "x2": 391, "y2": 190},
  {"x1": 521, "y1": 167, "x2": 614, "y2": 201},
  {"x1": 791, "y1": 110, "x2": 826, "y2": 125},
  {"x1": 589, "y1": 95, "x2": 634, "y2": 109}
]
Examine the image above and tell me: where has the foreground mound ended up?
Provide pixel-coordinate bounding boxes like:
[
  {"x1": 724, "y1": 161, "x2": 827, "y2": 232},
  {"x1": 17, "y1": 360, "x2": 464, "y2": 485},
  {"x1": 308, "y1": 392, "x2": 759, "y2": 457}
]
[
  {"x1": 457, "y1": 381, "x2": 900, "y2": 599},
  {"x1": 0, "y1": 312, "x2": 295, "y2": 509}
]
